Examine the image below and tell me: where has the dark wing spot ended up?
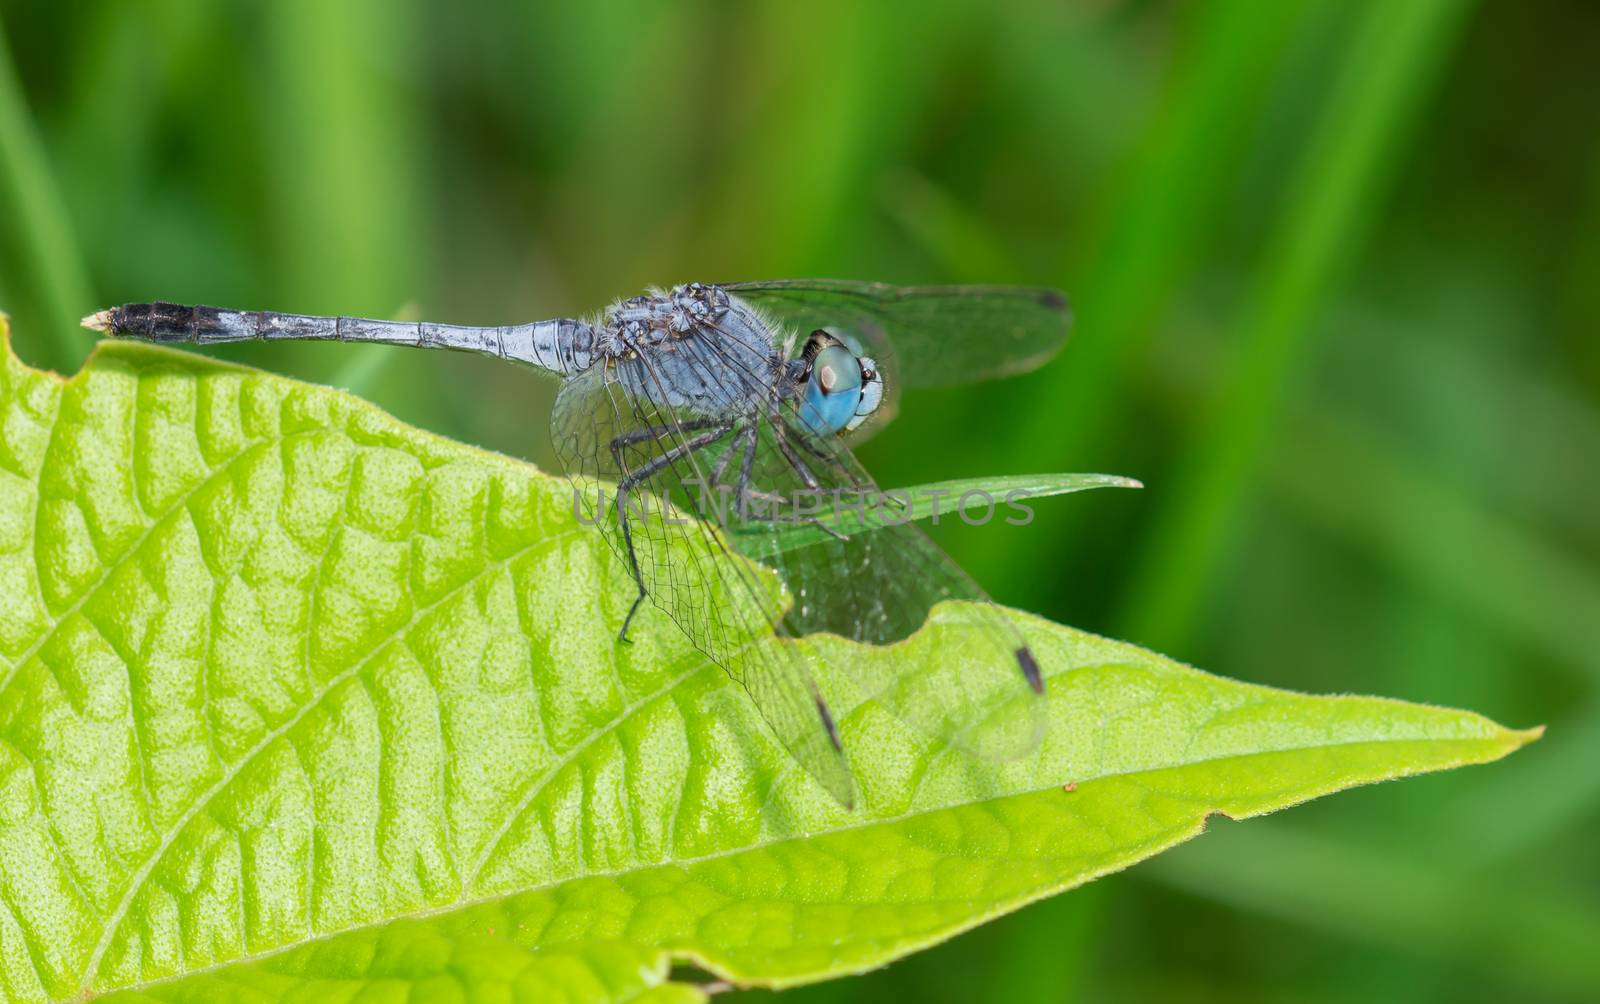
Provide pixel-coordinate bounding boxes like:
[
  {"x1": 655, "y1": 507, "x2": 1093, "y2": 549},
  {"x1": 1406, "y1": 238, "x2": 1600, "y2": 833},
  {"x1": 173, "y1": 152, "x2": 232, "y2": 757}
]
[
  {"x1": 1015, "y1": 646, "x2": 1044, "y2": 694},
  {"x1": 814, "y1": 695, "x2": 843, "y2": 752},
  {"x1": 1038, "y1": 289, "x2": 1068, "y2": 311}
]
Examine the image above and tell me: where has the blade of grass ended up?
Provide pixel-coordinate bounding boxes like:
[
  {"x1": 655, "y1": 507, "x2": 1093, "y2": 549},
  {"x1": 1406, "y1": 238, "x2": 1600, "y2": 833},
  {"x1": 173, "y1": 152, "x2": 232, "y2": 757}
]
[
  {"x1": 1153, "y1": 313, "x2": 1600, "y2": 863},
  {"x1": 1270, "y1": 410, "x2": 1600, "y2": 860},
  {"x1": 533, "y1": 0, "x2": 712, "y2": 300},
  {"x1": 1144, "y1": 822, "x2": 1600, "y2": 999},
  {"x1": 0, "y1": 17, "x2": 93, "y2": 372},
  {"x1": 260, "y1": 0, "x2": 423, "y2": 377},
  {"x1": 961, "y1": 6, "x2": 1326, "y2": 999},
  {"x1": 1559, "y1": 139, "x2": 1600, "y2": 391},
  {"x1": 1275, "y1": 410, "x2": 1600, "y2": 680},
  {"x1": 1119, "y1": 0, "x2": 1477, "y2": 651},
  {"x1": 981, "y1": 883, "x2": 1106, "y2": 1003},
  {"x1": 879, "y1": 169, "x2": 1024, "y2": 282},
  {"x1": 975, "y1": 0, "x2": 1310, "y2": 592},
  {"x1": 1443, "y1": 701, "x2": 1600, "y2": 863},
  {"x1": 56, "y1": 5, "x2": 216, "y2": 250},
  {"x1": 694, "y1": 0, "x2": 976, "y2": 277}
]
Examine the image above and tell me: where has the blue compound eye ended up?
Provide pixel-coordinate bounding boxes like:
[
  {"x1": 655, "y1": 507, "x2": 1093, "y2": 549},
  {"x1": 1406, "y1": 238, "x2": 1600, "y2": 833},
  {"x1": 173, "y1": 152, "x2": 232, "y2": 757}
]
[{"x1": 799, "y1": 344, "x2": 864, "y2": 435}]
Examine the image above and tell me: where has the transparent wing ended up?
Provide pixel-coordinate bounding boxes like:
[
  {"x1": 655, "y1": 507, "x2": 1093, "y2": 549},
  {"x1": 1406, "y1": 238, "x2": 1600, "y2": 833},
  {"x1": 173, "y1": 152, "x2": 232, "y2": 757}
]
[
  {"x1": 725, "y1": 278, "x2": 1071, "y2": 390},
  {"x1": 551, "y1": 357, "x2": 856, "y2": 807},
  {"x1": 638, "y1": 328, "x2": 1046, "y2": 764},
  {"x1": 708, "y1": 386, "x2": 1047, "y2": 763}
]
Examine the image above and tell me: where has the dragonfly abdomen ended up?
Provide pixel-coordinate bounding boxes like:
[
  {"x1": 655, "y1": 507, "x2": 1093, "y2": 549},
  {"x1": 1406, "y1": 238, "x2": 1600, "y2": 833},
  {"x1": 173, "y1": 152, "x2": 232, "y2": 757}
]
[{"x1": 84, "y1": 303, "x2": 597, "y2": 376}]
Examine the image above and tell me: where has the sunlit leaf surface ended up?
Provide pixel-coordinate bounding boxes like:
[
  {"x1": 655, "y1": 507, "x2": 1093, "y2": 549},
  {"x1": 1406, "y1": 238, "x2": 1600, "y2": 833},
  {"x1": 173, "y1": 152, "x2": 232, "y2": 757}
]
[{"x1": 0, "y1": 329, "x2": 1534, "y2": 1003}]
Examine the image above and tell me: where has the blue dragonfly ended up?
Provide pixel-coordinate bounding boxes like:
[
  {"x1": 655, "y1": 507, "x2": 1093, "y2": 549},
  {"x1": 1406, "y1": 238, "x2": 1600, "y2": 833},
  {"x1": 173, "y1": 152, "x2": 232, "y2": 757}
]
[{"x1": 87, "y1": 279, "x2": 1070, "y2": 807}]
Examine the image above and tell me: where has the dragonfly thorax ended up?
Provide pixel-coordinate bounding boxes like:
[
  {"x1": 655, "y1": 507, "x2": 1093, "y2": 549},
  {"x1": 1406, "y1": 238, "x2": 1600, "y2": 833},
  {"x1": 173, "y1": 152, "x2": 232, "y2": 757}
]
[
  {"x1": 594, "y1": 282, "x2": 883, "y2": 433},
  {"x1": 596, "y1": 283, "x2": 784, "y2": 418},
  {"x1": 599, "y1": 282, "x2": 734, "y2": 356}
]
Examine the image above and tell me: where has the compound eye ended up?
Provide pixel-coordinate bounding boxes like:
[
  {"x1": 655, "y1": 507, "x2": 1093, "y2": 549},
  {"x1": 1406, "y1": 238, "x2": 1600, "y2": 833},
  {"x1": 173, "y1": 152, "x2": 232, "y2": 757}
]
[
  {"x1": 799, "y1": 344, "x2": 866, "y2": 436},
  {"x1": 812, "y1": 345, "x2": 861, "y2": 396}
]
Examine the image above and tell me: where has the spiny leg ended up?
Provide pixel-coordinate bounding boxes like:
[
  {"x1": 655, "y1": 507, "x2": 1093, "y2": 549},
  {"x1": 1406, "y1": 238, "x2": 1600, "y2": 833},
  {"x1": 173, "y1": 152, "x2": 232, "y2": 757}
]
[
  {"x1": 613, "y1": 421, "x2": 735, "y2": 641},
  {"x1": 768, "y1": 400, "x2": 888, "y2": 529},
  {"x1": 609, "y1": 416, "x2": 723, "y2": 634},
  {"x1": 789, "y1": 422, "x2": 836, "y2": 464},
  {"x1": 733, "y1": 423, "x2": 759, "y2": 518},
  {"x1": 738, "y1": 507, "x2": 851, "y2": 541},
  {"x1": 728, "y1": 419, "x2": 847, "y2": 542},
  {"x1": 734, "y1": 490, "x2": 852, "y2": 541},
  {"x1": 705, "y1": 421, "x2": 749, "y2": 490},
  {"x1": 608, "y1": 418, "x2": 718, "y2": 470},
  {"x1": 779, "y1": 415, "x2": 859, "y2": 530},
  {"x1": 764, "y1": 399, "x2": 854, "y2": 538},
  {"x1": 768, "y1": 398, "x2": 821, "y2": 490},
  {"x1": 779, "y1": 421, "x2": 855, "y2": 540},
  {"x1": 693, "y1": 421, "x2": 752, "y2": 524}
]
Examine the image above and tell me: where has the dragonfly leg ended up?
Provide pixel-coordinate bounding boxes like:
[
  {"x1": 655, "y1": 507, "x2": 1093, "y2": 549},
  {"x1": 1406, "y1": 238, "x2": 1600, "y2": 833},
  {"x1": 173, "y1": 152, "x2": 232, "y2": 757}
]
[
  {"x1": 732, "y1": 423, "x2": 759, "y2": 518},
  {"x1": 607, "y1": 418, "x2": 718, "y2": 470},
  {"x1": 705, "y1": 422, "x2": 749, "y2": 492},
  {"x1": 767, "y1": 400, "x2": 820, "y2": 490},
  {"x1": 613, "y1": 420, "x2": 736, "y2": 642},
  {"x1": 723, "y1": 426, "x2": 850, "y2": 542},
  {"x1": 734, "y1": 506, "x2": 851, "y2": 542},
  {"x1": 806, "y1": 517, "x2": 849, "y2": 541},
  {"x1": 789, "y1": 423, "x2": 836, "y2": 464}
]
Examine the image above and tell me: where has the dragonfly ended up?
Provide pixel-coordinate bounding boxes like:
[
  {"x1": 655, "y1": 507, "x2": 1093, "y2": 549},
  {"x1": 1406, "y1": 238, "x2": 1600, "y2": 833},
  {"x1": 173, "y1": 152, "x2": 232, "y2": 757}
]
[{"x1": 85, "y1": 279, "x2": 1071, "y2": 807}]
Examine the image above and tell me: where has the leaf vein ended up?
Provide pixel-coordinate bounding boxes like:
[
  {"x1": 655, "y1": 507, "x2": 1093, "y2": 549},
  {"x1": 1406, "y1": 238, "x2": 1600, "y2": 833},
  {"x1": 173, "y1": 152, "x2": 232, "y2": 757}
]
[{"x1": 75, "y1": 502, "x2": 587, "y2": 994}]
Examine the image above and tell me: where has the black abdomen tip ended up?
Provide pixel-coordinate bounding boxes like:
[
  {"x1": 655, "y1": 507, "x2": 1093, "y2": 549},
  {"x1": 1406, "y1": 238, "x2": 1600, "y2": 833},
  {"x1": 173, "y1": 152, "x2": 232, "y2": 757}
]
[{"x1": 106, "y1": 302, "x2": 226, "y2": 342}]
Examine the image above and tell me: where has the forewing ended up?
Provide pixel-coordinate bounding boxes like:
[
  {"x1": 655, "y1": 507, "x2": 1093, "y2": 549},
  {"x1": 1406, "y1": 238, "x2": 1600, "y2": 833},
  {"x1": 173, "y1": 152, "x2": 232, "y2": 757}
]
[
  {"x1": 736, "y1": 439, "x2": 1045, "y2": 761},
  {"x1": 657, "y1": 333, "x2": 1047, "y2": 762},
  {"x1": 725, "y1": 278, "x2": 1071, "y2": 390},
  {"x1": 550, "y1": 358, "x2": 856, "y2": 807}
]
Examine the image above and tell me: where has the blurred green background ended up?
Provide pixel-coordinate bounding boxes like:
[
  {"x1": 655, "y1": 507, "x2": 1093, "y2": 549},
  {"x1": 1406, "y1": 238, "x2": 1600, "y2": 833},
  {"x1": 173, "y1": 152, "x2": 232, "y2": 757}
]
[{"x1": 1, "y1": 1, "x2": 1595, "y2": 1000}]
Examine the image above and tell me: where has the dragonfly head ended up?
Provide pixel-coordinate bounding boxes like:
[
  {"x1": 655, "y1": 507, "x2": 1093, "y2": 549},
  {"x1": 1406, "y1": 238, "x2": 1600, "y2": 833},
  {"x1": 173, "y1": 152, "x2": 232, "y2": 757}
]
[{"x1": 797, "y1": 330, "x2": 884, "y2": 436}]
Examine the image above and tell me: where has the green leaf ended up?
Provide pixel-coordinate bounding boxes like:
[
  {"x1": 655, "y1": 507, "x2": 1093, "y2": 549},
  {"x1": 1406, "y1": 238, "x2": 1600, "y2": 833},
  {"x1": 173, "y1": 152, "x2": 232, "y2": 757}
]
[{"x1": 0, "y1": 322, "x2": 1536, "y2": 1003}]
